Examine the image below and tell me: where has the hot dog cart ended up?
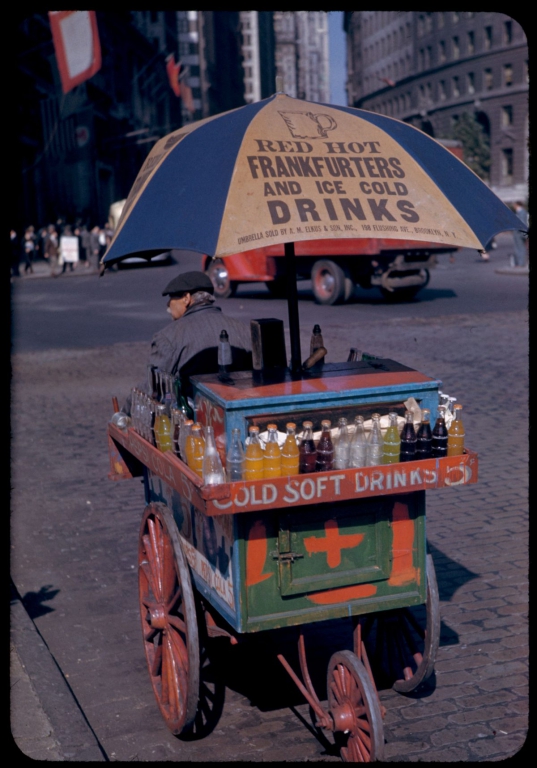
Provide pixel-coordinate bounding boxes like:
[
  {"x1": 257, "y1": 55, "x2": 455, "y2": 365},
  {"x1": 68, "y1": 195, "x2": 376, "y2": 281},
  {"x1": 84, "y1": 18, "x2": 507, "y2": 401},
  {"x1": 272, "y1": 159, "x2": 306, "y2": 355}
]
[{"x1": 107, "y1": 355, "x2": 478, "y2": 761}]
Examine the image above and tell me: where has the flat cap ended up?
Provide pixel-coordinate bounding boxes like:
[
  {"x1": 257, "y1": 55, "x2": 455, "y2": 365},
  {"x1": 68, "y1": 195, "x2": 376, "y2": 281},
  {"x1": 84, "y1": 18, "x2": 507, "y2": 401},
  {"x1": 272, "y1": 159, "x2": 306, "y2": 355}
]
[{"x1": 162, "y1": 271, "x2": 214, "y2": 296}]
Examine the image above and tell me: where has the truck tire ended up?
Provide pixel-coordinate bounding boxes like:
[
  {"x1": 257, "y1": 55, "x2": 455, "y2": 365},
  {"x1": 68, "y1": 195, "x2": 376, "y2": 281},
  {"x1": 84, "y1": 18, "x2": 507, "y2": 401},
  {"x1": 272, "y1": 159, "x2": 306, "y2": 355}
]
[
  {"x1": 205, "y1": 259, "x2": 237, "y2": 299},
  {"x1": 311, "y1": 260, "x2": 354, "y2": 305}
]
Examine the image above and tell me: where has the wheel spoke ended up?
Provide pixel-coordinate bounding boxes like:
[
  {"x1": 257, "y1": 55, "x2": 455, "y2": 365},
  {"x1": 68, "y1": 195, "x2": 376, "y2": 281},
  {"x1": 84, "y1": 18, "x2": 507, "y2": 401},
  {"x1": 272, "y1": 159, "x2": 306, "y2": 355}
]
[
  {"x1": 161, "y1": 535, "x2": 177, "y2": 603},
  {"x1": 168, "y1": 614, "x2": 187, "y2": 634},
  {"x1": 142, "y1": 534, "x2": 161, "y2": 601},
  {"x1": 166, "y1": 586, "x2": 183, "y2": 614},
  {"x1": 150, "y1": 641, "x2": 162, "y2": 677},
  {"x1": 147, "y1": 518, "x2": 163, "y2": 599}
]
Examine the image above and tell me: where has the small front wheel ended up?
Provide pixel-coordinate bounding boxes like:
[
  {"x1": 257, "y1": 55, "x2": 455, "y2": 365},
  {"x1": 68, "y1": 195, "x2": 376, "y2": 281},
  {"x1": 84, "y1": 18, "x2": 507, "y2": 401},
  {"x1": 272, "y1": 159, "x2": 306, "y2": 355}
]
[
  {"x1": 327, "y1": 650, "x2": 385, "y2": 762},
  {"x1": 205, "y1": 259, "x2": 237, "y2": 299},
  {"x1": 311, "y1": 260, "x2": 354, "y2": 305}
]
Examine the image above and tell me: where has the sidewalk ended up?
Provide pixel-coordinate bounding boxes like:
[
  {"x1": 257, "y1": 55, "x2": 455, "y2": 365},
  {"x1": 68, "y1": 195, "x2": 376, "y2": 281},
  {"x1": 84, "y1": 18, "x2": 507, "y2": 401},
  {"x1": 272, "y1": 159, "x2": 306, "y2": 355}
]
[
  {"x1": 12, "y1": 259, "x2": 100, "y2": 280},
  {"x1": 10, "y1": 579, "x2": 106, "y2": 761}
]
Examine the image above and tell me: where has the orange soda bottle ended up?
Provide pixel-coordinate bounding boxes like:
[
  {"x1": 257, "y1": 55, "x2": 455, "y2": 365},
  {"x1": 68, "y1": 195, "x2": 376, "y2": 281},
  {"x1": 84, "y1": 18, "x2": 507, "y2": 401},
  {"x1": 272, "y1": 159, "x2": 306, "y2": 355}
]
[
  {"x1": 281, "y1": 423, "x2": 299, "y2": 475},
  {"x1": 186, "y1": 424, "x2": 205, "y2": 477},
  {"x1": 447, "y1": 404, "x2": 465, "y2": 456},
  {"x1": 263, "y1": 423, "x2": 282, "y2": 478},
  {"x1": 244, "y1": 425, "x2": 264, "y2": 480}
]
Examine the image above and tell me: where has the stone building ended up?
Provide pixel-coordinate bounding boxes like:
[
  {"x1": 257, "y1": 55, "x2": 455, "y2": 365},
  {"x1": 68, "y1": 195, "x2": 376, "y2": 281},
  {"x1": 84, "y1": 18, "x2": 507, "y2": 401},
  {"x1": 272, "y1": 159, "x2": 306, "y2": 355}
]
[
  {"x1": 274, "y1": 12, "x2": 330, "y2": 103},
  {"x1": 344, "y1": 12, "x2": 528, "y2": 202}
]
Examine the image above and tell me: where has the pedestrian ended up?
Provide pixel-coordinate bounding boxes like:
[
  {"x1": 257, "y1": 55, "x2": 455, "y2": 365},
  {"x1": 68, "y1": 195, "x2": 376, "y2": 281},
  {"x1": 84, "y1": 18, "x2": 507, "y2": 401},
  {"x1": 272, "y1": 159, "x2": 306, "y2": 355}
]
[
  {"x1": 89, "y1": 225, "x2": 102, "y2": 273},
  {"x1": 79, "y1": 223, "x2": 91, "y2": 268},
  {"x1": 10, "y1": 229, "x2": 20, "y2": 278},
  {"x1": 121, "y1": 271, "x2": 252, "y2": 415},
  {"x1": 43, "y1": 224, "x2": 59, "y2": 277},
  {"x1": 511, "y1": 201, "x2": 529, "y2": 267},
  {"x1": 21, "y1": 227, "x2": 35, "y2": 274},
  {"x1": 59, "y1": 225, "x2": 79, "y2": 273}
]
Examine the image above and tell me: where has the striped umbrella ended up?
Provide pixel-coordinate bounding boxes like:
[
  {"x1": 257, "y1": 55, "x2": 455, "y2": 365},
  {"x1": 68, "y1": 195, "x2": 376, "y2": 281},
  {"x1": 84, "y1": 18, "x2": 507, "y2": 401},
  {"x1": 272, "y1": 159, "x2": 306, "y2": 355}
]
[{"x1": 102, "y1": 93, "x2": 524, "y2": 371}]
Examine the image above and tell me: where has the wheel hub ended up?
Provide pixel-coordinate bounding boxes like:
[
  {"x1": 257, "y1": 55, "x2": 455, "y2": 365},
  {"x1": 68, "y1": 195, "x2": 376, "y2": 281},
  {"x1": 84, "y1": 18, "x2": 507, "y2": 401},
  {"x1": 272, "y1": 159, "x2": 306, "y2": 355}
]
[
  {"x1": 330, "y1": 702, "x2": 356, "y2": 734},
  {"x1": 149, "y1": 604, "x2": 167, "y2": 629}
]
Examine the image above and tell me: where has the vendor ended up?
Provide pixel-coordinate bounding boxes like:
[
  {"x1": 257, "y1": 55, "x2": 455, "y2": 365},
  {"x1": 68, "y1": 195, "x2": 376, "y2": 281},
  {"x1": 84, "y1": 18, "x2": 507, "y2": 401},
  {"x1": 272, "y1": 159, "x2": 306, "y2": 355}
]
[{"x1": 123, "y1": 271, "x2": 252, "y2": 413}]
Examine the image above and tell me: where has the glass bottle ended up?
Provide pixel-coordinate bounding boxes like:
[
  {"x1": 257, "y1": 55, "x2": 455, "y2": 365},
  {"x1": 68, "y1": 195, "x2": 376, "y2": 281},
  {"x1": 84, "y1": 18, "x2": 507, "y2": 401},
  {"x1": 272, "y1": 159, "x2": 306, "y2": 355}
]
[
  {"x1": 416, "y1": 408, "x2": 433, "y2": 460},
  {"x1": 333, "y1": 417, "x2": 350, "y2": 469},
  {"x1": 316, "y1": 420, "x2": 334, "y2": 472},
  {"x1": 148, "y1": 364, "x2": 158, "y2": 400},
  {"x1": 171, "y1": 407, "x2": 183, "y2": 458},
  {"x1": 263, "y1": 424, "x2": 282, "y2": 478},
  {"x1": 431, "y1": 405, "x2": 448, "y2": 458},
  {"x1": 149, "y1": 399, "x2": 158, "y2": 446},
  {"x1": 299, "y1": 421, "x2": 317, "y2": 474},
  {"x1": 155, "y1": 403, "x2": 173, "y2": 452},
  {"x1": 366, "y1": 413, "x2": 383, "y2": 466},
  {"x1": 447, "y1": 404, "x2": 465, "y2": 456},
  {"x1": 203, "y1": 425, "x2": 226, "y2": 484},
  {"x1": 244, "y1": 425, "x2": 264, "y2": 480},
  {"x1": 310, "y1": 324, "x2": 324, "y2": 356},
  {"x1": 218, "y1": 329, "x2": 232, "y2": 379},
  {"x1": 349, "y1": 415, "x2": 367, "y2": 467},
  {"x1": 281, "y1": 423, "x2": 300, "y2": 476},
  {"x1": 400, "y1": 410, "x2": 417, "y2": 462},
  {"x1": 226, "y1": 428, "x2": 245, "y2": 481},
  {"x1": 173, "y1": 375, "x2": 193, "y2": 421},
  {"x1": 382, "y1": 412, "x2": 401, "y2": 464},
  {"x1": 186, "y1": 424, "x2": 205, "y2": 477},
  {"x1": 180, "y1": 419, "x2": 194, "y2": 463}
]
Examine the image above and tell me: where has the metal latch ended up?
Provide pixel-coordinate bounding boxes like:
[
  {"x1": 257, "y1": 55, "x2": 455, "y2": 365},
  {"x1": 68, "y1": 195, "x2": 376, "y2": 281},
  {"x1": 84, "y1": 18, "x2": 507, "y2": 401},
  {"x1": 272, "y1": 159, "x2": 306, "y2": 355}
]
[{"x1": 271, "y1": 550, "x2": 304, "y2": 564}]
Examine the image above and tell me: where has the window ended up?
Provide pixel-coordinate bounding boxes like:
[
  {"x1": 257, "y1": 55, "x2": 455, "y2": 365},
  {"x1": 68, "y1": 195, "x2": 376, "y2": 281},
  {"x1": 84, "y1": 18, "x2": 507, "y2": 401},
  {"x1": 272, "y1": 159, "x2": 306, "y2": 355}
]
[
  {"x1": 484, "y1": 68, "x2": 493, "y2": 90},
  {"x1": 419, "y1": 48, "x2": 425, "y2": 69},
  {"x1": 452, "y1": 37, "x2": 460, "y2": 60},
  {"x1": 504, "y1": 64, "x2": 513, "y2": 86},
  {"x1": 502, "y1": 106, "x2": 513, "y2": 127},
  {"x1": 439, "y1": 80, "x2": 446, "y2": 100},
  {"x1": 427, "y1": 46, "x2": 432, "y2": 67},
  {"x1": 467, "y1": 72, "x2": 475, "y2": 94},
  {"x1": 504, "y1": 20, "x2": 512, "y2": 44},
  {"x1": 437, "y1": 12, "x2": 445, "y2": 29},
  {"x1": 439, "y1": 40, "x2": 446, "y2": 63},
  {"x1": 484, "y1": 26, "x2": 493, "y2": 51},
  {"x1": 501, "y1": 148, "x2": 513, "y2": 183},
  {"x1": 467, "y1": 31, "x2": 475, "y2": 55},
  {"x1": 417, "y1": 14, "x2": 425, "y2": 37},
  {"x1": 452, "y1": 12, "x2": 459, "y2": 23},
  {"x1": 425, "y1": 13, "x2": 433, "y2": 33},
  {"x1": 452, "y1": 76, "x2": 460, "y2": 97}
]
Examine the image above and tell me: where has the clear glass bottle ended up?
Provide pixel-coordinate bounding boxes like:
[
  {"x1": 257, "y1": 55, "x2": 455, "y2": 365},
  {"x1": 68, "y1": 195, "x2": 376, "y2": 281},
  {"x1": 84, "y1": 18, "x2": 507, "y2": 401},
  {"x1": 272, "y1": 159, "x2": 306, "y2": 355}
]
[
  {"x1": 218, "y1": 329, "x2": 232, "y2": 379},
  {"x1": 366, "y1": 413, "x2": 384, "y2": 466},
  {"x1": 416, "y1": 408, "x2": 433, "y2": 460},
  {"x1": 202, "y1": 425, "x2": 226, "y2": 484},
  {"x1": 180, "y1": 419, "x2": 194, "y2": 463},
  {"x1": 263, "y1": 423, "x2": 282, "y2": 478},
  {"x1": 431, "y1": 405, "x2": 448, "y2": 458},
  {"x1": 226, "y1": 428, "x2": 245, "y2": 481},
  {"x1": 400, "y1": 410, "x2": 417, "y2": 462},
  {"x1": 382, "y1": 412, "x2": 401, "y2": 464},
  {"x1": 447, "y1": 404, "x2": 465, "y2": 456},
  {"x1": 186, "y1": 423, "x2": 205, "y2": 477},
  {"x1": 245, "y1": 425, "x2": 264, "y2": 480},
  {"x1": 349, "y1": 415, "x2": 367, "y2": 467},
  {"x1": 315, "y1": 420, "x2": 334, "y2": 472},
  {"x1": 333, "y1": 417, "x2": 350, "y2": 469},
  {"x1": 281, "y1": 423, "x2": 299, "y2": 475},
  {"x1": 155, "y1": 403, "x2": 173, "y2": 452},
  {"x1": 171, "y1": 407, "x2": 183, "y2": 458},
  {"x1": 299, "y1": 421, "x2": 317, "y2": 474}
]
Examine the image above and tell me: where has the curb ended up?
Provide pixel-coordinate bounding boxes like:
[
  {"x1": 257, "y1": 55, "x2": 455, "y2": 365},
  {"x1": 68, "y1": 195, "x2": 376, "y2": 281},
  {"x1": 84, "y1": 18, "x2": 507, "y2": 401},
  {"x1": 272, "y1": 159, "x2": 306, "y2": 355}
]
[
  {"x1": 10, "y1": 580, "x2": 107, "y2": 761},
  {"x1": 494, "y1": 267, "x2": 529, "y2": 276}
]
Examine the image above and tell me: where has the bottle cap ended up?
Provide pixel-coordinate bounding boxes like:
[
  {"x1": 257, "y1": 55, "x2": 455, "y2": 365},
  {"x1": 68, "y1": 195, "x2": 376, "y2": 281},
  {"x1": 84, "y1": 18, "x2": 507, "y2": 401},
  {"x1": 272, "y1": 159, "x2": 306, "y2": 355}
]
[
  {"x1": 267, "y1": 423, "x2": 277, "y2": 430},
  {"x1": 286, "y1": 422, "x2": 296, "y2": 430},
  {"x1": 191, "y1": 424, "x2": 202, "y2": 432},
  {"x1": 249, "y1": 425, "x2": 260, "y2": 433},
  {"x1": 313, "y1": 324, "x2": 321, "y2": 334},
  {"x1": 303, "y1": 421, "x2": 313, "y2": 428},
  {"x1": 321, "y1": 419, "x2": 331, "y2": 429}
]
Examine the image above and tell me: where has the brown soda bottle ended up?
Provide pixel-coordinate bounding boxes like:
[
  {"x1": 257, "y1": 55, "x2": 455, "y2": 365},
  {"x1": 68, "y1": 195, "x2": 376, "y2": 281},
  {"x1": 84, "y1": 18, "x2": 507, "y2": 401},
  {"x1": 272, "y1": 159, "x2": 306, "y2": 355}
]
[
  {"x1": 400, "y1": 410, "x2": 417, "y2": 462},
  {"x1": 315, "y1": 420, "x2": 334, "y2": 472},
  {"x1": 431, "y1": 405, "x2": 448, "y2": 458},
  {"x1": 416, "y1": 408, "x2": 433, "y2": 459},
  {"x1": 299, "y1": 421, "x2": 317, "y2": 474}
]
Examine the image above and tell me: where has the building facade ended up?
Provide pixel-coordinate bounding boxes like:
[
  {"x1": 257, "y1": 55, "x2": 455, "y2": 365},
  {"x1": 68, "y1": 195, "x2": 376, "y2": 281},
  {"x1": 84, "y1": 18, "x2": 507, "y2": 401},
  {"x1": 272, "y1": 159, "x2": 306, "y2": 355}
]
[
  {"x1": 274, "y1": 12, "x2": 330, "y2": 103},
  {"x1": 345, "y1": 12, "x2": 528, "y2": 202}
]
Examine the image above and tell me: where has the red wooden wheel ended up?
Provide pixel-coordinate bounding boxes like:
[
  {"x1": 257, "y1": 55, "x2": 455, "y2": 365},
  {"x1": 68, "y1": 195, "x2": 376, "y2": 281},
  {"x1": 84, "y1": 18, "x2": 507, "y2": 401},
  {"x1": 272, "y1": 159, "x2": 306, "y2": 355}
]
[
  {"x1": 327, "y1": 650, "x2": 385, "y2": 762},
  {"x1": 363, "y1": 553, "x2": 440, "y2": 693},
  {"x1": 138, "y1": 502, "x2": 200, "y2": 735}
]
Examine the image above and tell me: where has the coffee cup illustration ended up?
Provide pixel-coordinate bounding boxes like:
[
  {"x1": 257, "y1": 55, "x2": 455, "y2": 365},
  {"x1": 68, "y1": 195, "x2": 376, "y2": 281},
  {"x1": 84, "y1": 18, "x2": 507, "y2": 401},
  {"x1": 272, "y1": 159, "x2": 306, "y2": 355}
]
[{"x1": 279, "y1": 111, "x2": 338, "y2": 139}]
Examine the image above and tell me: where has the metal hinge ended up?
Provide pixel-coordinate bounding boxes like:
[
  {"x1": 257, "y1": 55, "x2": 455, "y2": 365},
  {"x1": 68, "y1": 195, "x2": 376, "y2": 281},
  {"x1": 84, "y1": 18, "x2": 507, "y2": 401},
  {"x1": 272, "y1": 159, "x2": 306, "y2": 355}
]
[{"x1": 270, "y1": 550, "x2": 304, "y2": 564}]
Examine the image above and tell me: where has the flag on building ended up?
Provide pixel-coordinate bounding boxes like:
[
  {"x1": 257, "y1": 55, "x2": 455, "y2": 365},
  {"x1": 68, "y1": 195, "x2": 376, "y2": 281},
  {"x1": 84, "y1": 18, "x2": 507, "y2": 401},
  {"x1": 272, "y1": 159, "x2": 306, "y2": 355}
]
[
  {"x1": 166, "y1": 54, "x2": 181, "y2": 97},
  {"x1": 49, "y1": 11, "x2": 102, "y2": 94}
]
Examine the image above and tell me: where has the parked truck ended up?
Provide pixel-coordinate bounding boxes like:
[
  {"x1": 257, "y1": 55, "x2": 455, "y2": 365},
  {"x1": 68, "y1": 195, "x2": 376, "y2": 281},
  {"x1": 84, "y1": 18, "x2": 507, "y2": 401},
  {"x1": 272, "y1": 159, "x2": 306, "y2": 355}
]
[{"x1": 202, "y1": 237, "x2": 458, "y2": 304}]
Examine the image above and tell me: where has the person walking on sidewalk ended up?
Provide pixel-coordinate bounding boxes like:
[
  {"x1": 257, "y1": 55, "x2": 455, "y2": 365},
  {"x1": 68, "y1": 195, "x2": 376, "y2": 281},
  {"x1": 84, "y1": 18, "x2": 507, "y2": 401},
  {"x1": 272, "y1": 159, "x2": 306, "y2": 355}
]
[
  {"x1": 511, "y1": 202, "x2": 529, "y2": 267},
  {"x1": 21, "y1": 228, "x2": 35, "y2": 274},
  {"x1": 43, "y1": 224, "x2": 59, "y2": 277}
]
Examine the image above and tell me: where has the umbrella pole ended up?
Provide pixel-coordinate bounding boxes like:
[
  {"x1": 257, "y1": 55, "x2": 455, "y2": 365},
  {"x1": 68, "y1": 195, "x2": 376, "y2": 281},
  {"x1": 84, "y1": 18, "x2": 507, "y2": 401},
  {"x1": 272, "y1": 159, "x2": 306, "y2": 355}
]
[{"x1": 284, "y1": 241, "x2": 302, "y2": 376}]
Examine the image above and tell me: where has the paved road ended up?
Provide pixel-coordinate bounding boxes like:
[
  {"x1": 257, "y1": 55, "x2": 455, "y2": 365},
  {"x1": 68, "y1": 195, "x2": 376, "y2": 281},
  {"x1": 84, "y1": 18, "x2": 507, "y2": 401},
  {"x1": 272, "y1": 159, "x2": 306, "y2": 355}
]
[{"x1": 11, "y1": 239, "x2": 528, "y2": 761}]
